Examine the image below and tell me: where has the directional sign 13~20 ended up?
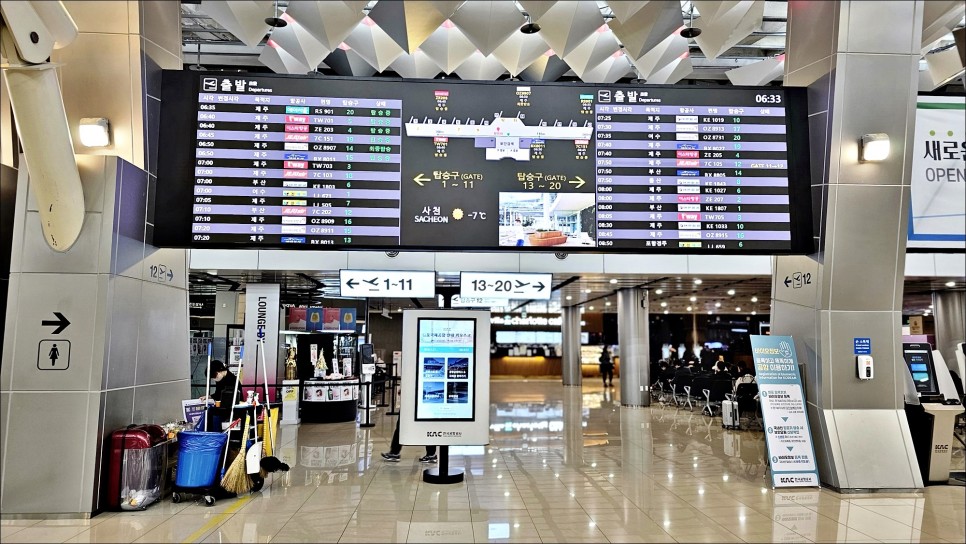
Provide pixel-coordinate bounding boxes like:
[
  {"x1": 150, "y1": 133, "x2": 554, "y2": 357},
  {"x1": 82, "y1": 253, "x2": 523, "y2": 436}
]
[
  {"x1": 339, "y1": 270, "x2": 437, "y2": 298},
  {"x1": 460, "y1": 272, "x2": 552, "y2": 300}
]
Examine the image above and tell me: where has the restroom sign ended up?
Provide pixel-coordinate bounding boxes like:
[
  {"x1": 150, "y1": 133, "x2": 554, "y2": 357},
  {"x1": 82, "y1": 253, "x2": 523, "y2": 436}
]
[{"x1": 38, "y1": 339, "x2": 70, "y2": 370}]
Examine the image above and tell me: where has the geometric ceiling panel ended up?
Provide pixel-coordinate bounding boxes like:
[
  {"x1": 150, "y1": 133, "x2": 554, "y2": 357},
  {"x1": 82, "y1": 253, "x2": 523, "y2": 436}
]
[
  {"x1": 282, "y1": 0, "x2": 367, "y2": 51},
  {"x1": 580, "y1": 51, "x2": 634, "y2": 83},
  {"x1": 450, "y1": 1, "x2": 526, "y2": 56},
  {"x1": 344, "y1": 17, "x2": 407, "y2": 72},
  {"x1": 518, "y1": 1, "x2": 558, "y2": 22},
  {"x1": 630, "y1": 31, "x2": 689, "y2": 80},
  {"x1": 259, "y1": 39, "x2": 311, "y2": 74},
  {"x1": 367, "y1": 0, "x2": 465, "y2": 53},
  {"x1": 453, "y1": 51, "x2": 507, "y2": 81},
  {"x1": 201, "y1": 0, "x2": 273, "y2": 47},
  {"x1": 390, "y1": 50, "x2": 443, "y2": 79},
  {"x1": 609, "y1": 0, "x2": 683, "y2": 59},
  {"x1": 519, "y1": 53, "x2": 571, "y2": 82},
  {"x1": 922, "y1": 47, "x2": 965, "y2": 90},
  {"x1": 692, "y1": 0, "x2": 766, "y2": 61},
  {"x1": 921, "y1": 0, "x2": 966, "y2": 52},
  {"x1": 725, "y1": 55, "x2": 784, "y2": 85},
  {"x1": 604, "y1": 0, "x2": 649, "y2": 23},
  {"x1": 267, "y1": 13, "x2": 330, "y2": 70},
  {"x1": 563, "y1": 26, "x2": 621, "y2": 80},
  {"x1": 523, "y1": 0, "x2": 605, "y2": 58},
  {"x1": 491, "y1": 30, "x2": 552, "y2": 77},
  {"x1": 645, "y1": 55, "x2": 693, "y2": 85},
  {"x1": 324, "y1": 47, "x2": 378, "y2": 77},
  {"x1": 419, "y1": 21, "x2": 477, "y2": 74}
]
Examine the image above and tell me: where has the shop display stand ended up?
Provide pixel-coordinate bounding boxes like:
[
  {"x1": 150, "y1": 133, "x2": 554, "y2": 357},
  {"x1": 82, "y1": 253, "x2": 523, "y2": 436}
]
[{"x1": 422, "y1": 446, "x2": 463, "y2": 484}]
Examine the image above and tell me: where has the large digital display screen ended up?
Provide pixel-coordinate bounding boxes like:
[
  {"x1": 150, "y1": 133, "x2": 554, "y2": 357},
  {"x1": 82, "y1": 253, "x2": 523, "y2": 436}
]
[
  {"x1": 157, "y1": 71, "x2": 812, "y2": 253},
  {"x1": 415, "y1": 318, "x2": 476, "y2": 421}
]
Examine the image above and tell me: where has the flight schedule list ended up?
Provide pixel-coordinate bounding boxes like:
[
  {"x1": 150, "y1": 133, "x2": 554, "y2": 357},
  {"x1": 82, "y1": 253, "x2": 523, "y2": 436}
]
[
  {"x1": 193, "y1": 88, "x2": 402, "y2": 246},
  {"x1": 594, "y1": 91, "x2": 793, "y2": 250},
  {"x1": 174, "y1": 73, "x2": 808, "y2": 253}
]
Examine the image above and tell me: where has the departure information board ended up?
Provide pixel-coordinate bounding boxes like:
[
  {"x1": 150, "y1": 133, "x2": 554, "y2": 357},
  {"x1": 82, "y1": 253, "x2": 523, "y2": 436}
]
[{"x1": 158, "y1": 71, "x2": 812, "y2": 253}]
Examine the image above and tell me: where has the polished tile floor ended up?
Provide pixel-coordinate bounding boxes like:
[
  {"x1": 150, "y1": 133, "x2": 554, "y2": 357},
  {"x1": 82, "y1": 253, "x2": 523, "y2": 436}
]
[{"x1": 2, "y1": 380, "x2": 964, "y2": 543}]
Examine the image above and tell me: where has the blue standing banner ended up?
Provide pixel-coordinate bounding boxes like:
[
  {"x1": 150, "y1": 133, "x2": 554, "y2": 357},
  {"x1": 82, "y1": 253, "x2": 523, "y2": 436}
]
[{"x1": 750, "y1": 335, "x2": 820, "y2": 487}]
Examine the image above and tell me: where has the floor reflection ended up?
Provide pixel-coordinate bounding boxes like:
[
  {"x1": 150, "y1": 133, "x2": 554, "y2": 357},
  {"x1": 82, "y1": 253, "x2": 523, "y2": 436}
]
[{"x1": 4, "y1": 380, "x2": 962, "y2": 543}]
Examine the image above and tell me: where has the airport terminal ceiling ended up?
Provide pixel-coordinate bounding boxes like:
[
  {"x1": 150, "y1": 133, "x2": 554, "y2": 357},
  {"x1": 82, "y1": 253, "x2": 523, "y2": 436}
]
[{"x1": 188, "y1": 270, "x2": 964, "y2": 320}]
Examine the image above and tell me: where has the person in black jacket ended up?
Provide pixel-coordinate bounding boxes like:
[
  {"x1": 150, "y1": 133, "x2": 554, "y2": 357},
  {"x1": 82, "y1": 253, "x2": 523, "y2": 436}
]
[
  {"x1": 599, "y1": 346, "x2": 614, "y2": 387},
  {"x1": 201, "y1": 360, "x2": 238, "y2": 425}
]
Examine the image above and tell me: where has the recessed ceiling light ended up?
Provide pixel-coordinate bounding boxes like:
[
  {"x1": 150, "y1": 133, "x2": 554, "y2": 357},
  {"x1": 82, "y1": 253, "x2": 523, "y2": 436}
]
[
  {"x1": 689, "y1": 296, "x2": 697, "y2": 302},
  {"x1": 714, "y1": 302, "x2": 721, "y2": 308},
  {"x1": 655, "y1": 289, "x2": 663, "y2": 295},
  {"x1": 735, "y1": 307, "x2": 742, "y2": 312},
  {"x1": 566, "y1": 295, "x2": 572, "y2": 300},
  {"x1": 686, "y1": 306, "x2": 693, "y2": 312},
  {"x1": 928, "y1": 304, "x2": 934, "y2": 309},
  {"x1": 663, "y1": 310, "x2": 669, "y2": 314},
  {"x1": 946, "y1": 281, "x2": 956, "y2": 287},
  {"x1": 585, "y1": 289, "x2": 592, "y2": 294},
  {"x1": 751, "y1": 296, "x2": 758, "y2": 302},
  {"x1": 751, "y1": 311, "x2": 757, "y2": 315},
  {"x1": 707, "y1": 310, "x2": 713, "y2": 315},
  {"x1": 580, "y1": 320, "x2": 586, "y2": 326},
  {"x1": 588, "y1": 306, "x2": 595, "y2": 310},
  {"x1": 605, "y1": 301, "x2": 611, "y2": 307},
  {"x1": 609, "y1": 278, "x2": 618, "y2": 284},
  {"x1": 660, "y1": 302, "x2": 667, "y2": 307},
  {"x1": 694, "y1": 279, "x2": 702, "y2": 285},
  {"x1": 727, "y1": 289, "x2": 736, "y2": 296}
]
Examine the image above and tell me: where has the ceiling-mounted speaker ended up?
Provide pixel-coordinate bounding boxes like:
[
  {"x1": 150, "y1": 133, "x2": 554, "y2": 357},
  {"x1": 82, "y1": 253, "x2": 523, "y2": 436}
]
[
  {"x1": 265, "y1": 16, "x2": 287, "y2": 28},
  {"x1": 520, "y1": 22, "x2": 541, "y2": 34},
  {"x1": 680, "y1": 27, "x2": 701, "y2": 39}
]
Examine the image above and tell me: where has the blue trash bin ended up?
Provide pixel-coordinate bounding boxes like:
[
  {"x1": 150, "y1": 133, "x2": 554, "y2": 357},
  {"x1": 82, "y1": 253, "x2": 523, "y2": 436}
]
[{"x1": 176, "y1": 431, "x2": 228, "y2": 488}]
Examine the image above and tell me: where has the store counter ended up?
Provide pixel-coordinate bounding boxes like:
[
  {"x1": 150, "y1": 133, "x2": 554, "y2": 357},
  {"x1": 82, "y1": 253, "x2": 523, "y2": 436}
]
[{"x1": 301, "y1": 379, "x2": 359, "y2": 423}]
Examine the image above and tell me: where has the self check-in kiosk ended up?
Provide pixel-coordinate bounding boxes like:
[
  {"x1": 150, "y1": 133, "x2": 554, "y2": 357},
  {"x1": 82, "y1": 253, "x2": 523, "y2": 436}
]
[{"x1": 902, "y1": 343, "x2": 964, "y2": 485}]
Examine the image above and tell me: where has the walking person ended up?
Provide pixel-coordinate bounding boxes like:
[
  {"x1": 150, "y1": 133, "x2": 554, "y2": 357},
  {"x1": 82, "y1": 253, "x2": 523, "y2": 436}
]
[
  {"x1": 381, "y1": 417, "x2": 437, "y2": 463},
  {"x1": 599, "y1": 346, "x2": 614, "y2": 387}
]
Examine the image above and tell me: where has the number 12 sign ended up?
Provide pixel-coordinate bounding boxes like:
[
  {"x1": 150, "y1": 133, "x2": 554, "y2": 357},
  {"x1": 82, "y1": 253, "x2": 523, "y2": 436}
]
[{"x1": 460, "y1": 272, "x2": 552, "y2": 300}]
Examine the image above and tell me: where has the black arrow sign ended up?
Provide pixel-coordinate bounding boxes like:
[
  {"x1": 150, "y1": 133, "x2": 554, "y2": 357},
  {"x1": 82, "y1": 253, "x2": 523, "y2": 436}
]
[
  {"x1": 166, "y1": 269, "x2": 174, "y2": 281},
  {"x1": 42, "y1": 312, "x2": 71, "y2": 334},
  {"x1": 533, "y1": 282, "x2": 545, "y2": 291},
  {"x1": 784, "y1": 276, "x2": 791, "y2": 287},
  {"x1": 346, "y1": 279, "x2": 359, "y2": 288}
]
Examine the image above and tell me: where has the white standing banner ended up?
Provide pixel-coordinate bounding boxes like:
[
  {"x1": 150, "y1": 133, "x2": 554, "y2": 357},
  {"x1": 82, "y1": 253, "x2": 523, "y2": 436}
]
[
  {"x1": 908, "y1": 96, "x2": 965, "y2": 249},
  {"x1": 243, "y1": 284, "x2": 280, "y2": 400},
  {"x1": 750, "y1": 335, "x2": 820, "y2": 488},
  {"x1": 400, "y1": 310, "x2": 490, "y2": 446}
]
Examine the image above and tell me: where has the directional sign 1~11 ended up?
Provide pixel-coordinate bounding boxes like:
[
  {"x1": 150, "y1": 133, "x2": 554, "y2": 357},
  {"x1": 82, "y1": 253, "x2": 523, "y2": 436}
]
[
  {"x1": 339, "y1": 270, "x2": 437, "y2": 298},
  {"x1": 460, "y1": 272, "x2": 552, "y2": 300}
]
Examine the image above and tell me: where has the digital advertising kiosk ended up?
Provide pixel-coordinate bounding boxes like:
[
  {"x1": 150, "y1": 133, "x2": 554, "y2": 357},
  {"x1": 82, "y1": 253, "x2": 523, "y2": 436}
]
[
  {"x1": 399, "y1": 310, "x2": 491, "y2": 484},
  {"x1": 902, "y1": 343, "x2": 964, "y2": 485}
]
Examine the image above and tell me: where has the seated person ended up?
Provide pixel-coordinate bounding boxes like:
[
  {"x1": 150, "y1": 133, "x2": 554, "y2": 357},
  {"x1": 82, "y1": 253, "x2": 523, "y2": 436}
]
[{"x1": 200, "y1": 360, "x2": 238, "y2": 427}]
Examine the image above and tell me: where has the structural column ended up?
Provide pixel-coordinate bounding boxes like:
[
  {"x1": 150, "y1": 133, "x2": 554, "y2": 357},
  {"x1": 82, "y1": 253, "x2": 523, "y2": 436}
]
[
  {"x1": 617, "y1": 288, "x2": 649, "y2": 406},
  {"x1": 933, "y1": 291, "x2": 965, "y2": 373},
  {"x1": 772, "y1": 0, "x2": 925, "y2": 490},
  {"x1": 561, "y1": 305, "x2": 582, "y2": 386}
]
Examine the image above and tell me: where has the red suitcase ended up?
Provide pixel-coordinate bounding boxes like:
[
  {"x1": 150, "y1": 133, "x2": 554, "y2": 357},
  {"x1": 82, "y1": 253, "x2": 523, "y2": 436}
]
[{"x1": 106, "y1": 424, "x2": 167, "y2": 510}]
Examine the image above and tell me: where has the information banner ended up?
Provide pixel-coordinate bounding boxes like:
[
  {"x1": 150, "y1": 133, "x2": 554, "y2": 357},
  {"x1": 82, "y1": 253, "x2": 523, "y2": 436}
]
[
  {"x1": 908, "y1": 96, "x2": 965, "y2": 248},
  {"x1": 242, "y1": 283, "x2": 280, "y2": 401},
  {"x1": 750, "y1": 335, "x2": 820, "y2": 487},
  {"x1": 400, "y1": 310, "x2": 490, "y2": 446}
]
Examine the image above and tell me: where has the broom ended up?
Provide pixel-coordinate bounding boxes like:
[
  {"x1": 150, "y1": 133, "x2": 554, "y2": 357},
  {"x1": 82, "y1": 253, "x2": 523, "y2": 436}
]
[{"x1": 220, "y1": 410, "x2": 251, "y2": 494}]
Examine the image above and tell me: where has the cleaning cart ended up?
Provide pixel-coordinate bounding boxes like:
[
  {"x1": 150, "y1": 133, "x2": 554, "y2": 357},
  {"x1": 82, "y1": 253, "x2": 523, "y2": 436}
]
[{"x1": 171, "y1": 429, "x2": 230, "y2": 506}]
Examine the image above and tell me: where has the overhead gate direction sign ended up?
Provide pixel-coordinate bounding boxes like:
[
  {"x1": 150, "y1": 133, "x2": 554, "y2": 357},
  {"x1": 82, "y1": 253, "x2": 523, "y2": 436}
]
[
  {"x1": 340, "y1": 270, "x2": 437, "y2": 298},
  {"x1": 460, "y1": 272, "x2": 552, "y2": 300}
]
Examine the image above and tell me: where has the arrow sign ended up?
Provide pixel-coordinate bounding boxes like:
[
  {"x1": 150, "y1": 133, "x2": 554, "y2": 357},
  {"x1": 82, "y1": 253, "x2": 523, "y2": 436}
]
[
  {"x1": 784, "y1": 276, "x2": 791, "y2": 287},
  {"x1": 460, "y1": 272, "x2": 552, "y2": 300},
  {"x1": 413, "y1": 173, "x2": 430, "y2": 186},
  {"x1": 781, "y1": 416, "x2": 788, "y2": 422},
  {"x1": 41, "y1": 312, "x2": 71, "y2": 334},
  {"x1": 568, "y1": 176, "x2": 586, "y2": 189},
  {"x1": 339, "y1": 269, "x2": 436, "y2": 298}
]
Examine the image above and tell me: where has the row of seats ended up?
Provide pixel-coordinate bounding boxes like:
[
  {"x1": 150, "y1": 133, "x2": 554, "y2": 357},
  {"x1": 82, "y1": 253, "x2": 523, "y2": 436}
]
[{"x1": 652, "y1": 371, "x2": 762, "y2": 430}]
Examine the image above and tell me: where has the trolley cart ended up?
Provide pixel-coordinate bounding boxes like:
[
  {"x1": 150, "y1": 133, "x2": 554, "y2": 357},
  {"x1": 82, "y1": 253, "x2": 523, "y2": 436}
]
[
  {"x1": 106, "y1": 424, "x2": 168, "y2": 511},
  {"x1": 171, "y1": 429, "x2": 232, "y2": 506}
]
